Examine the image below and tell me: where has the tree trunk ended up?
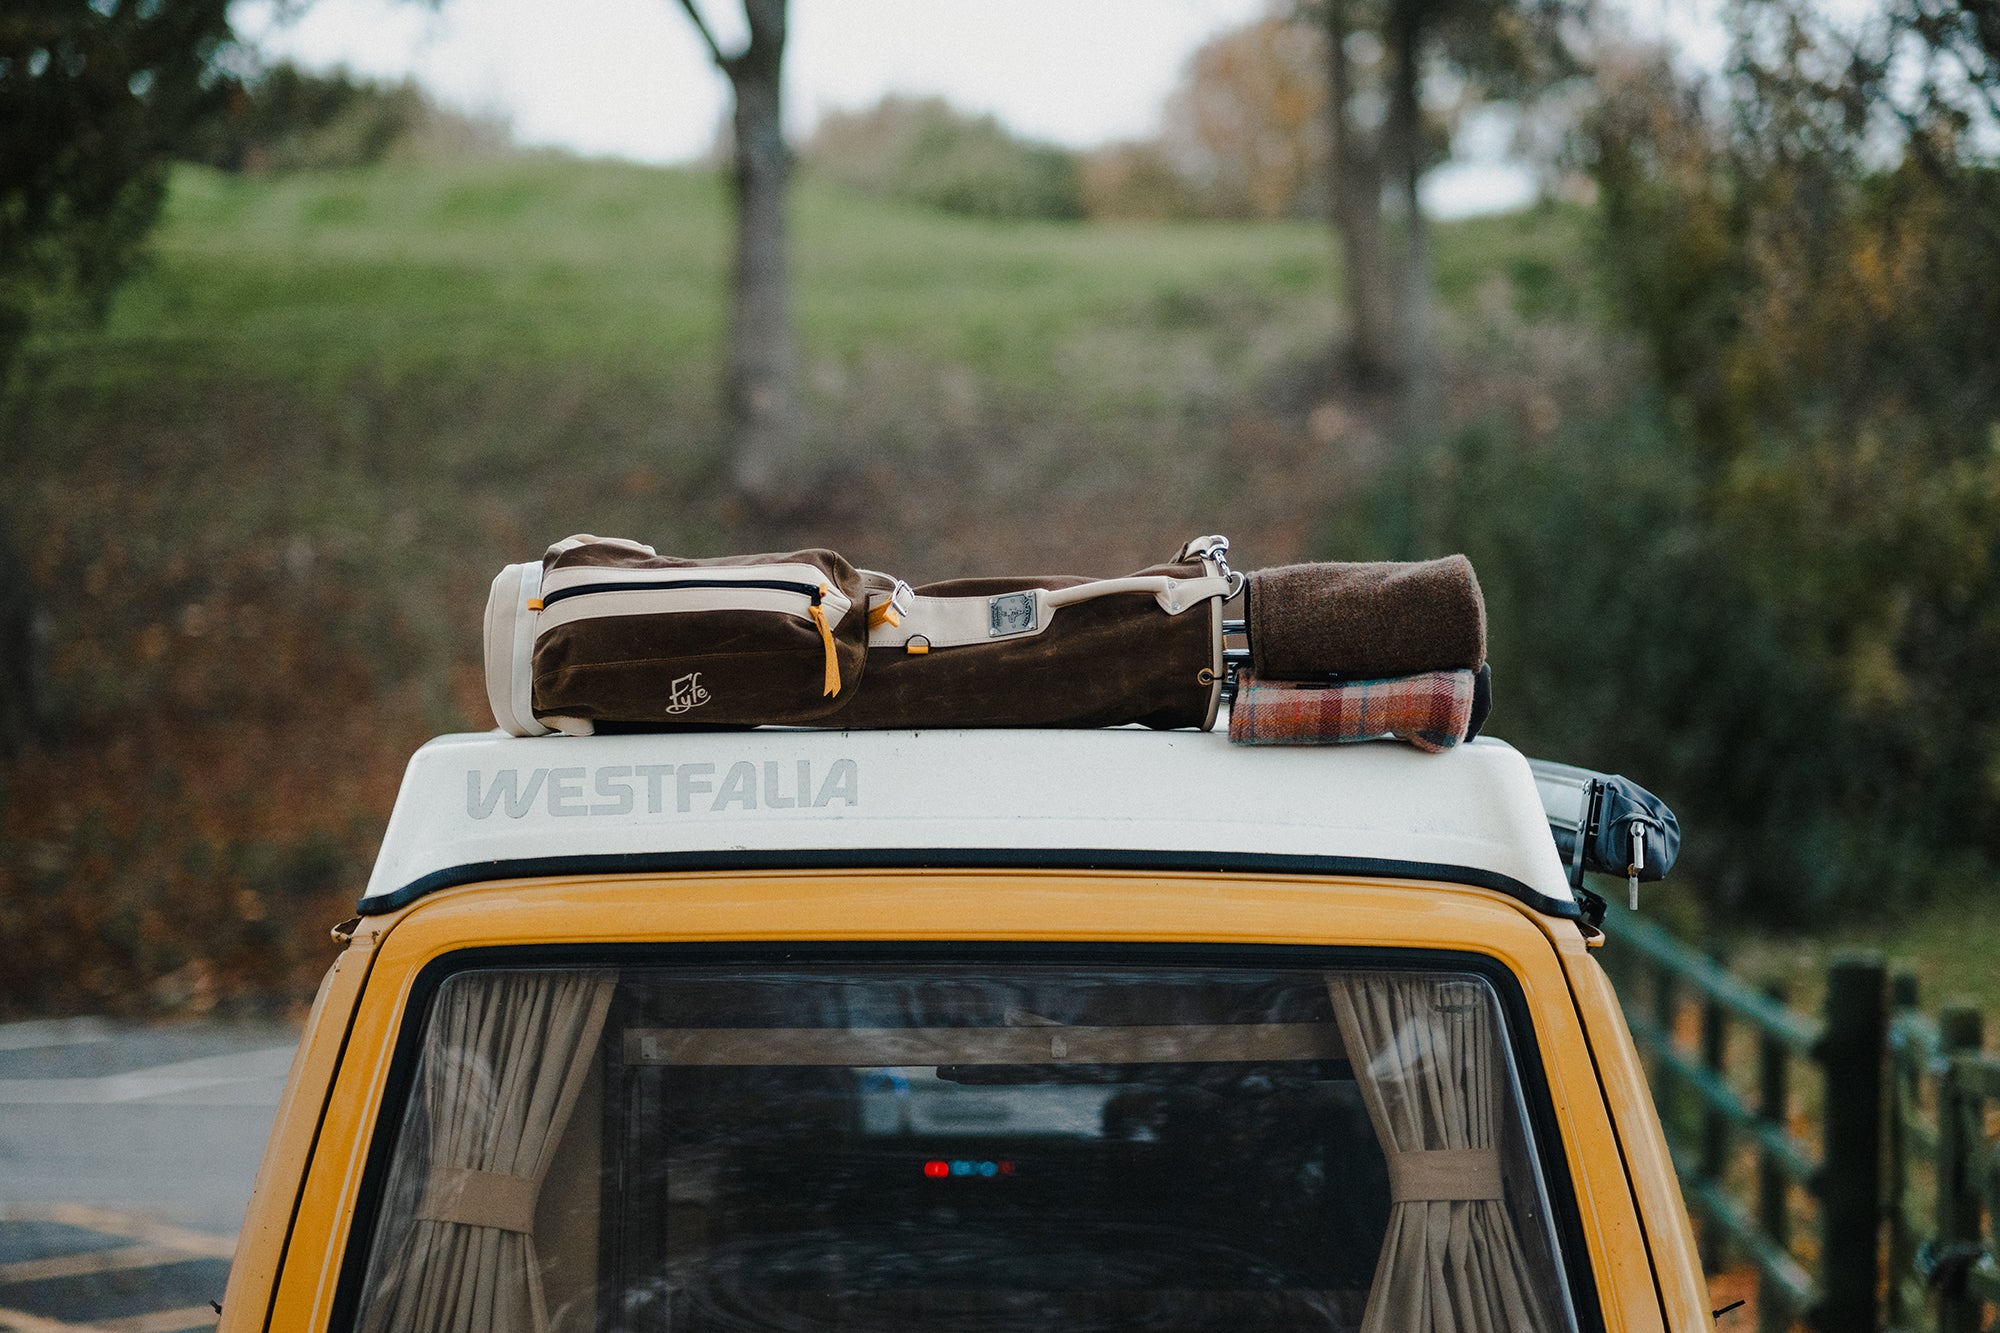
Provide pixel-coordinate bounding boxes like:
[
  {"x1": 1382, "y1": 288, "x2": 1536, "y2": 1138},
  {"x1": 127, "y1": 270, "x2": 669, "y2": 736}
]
[
  {"x1": 718, "y1": 0, "x2": 800, "y2": 502},
  {"x1": 0, "y1": 511, "x2": 41, "y2": 755},
  {"x1": 1386, "y1": 0, "x2": 1436, "y2": 429},
  {"x1": 1324, "y1": 0, "x2": 1402, "y2": 387}
]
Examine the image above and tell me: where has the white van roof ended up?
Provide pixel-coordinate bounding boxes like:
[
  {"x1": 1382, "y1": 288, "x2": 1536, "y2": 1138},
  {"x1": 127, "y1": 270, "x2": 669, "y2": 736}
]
[{"x1": 357, "y1": 729, "x2": 1579, "y2": 918}]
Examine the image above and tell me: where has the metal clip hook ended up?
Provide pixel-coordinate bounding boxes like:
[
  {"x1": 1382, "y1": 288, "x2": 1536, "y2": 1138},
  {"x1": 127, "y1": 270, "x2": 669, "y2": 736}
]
[{"x1": 1627, "y1": 822, "x2": 1646, "y2": 910}]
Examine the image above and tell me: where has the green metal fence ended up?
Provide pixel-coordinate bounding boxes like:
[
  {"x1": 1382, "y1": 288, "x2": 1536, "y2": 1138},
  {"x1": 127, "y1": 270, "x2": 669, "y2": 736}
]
[{"x1": 1598, "y1": 912, "x2": 2000, "y2": 1333}]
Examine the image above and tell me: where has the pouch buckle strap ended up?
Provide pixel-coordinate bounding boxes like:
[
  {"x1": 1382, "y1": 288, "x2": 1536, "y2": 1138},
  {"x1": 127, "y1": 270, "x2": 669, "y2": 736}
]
[
  {"x1": 483, "y1": 560, "x2": 553, "y2": 737},
  {"x1": 867, "y1": 574, "x2": 1236, "y2": 650},
  {"x1": 866, "y1": 578, "x2": 913, "y2": 630},
  {"x1": 1192, "y1": 546, "x2": 1231, "y2": 733},
  {"x1": 1045, "y1": 574, "x2": 1233, "y2": 616},
  {"x1": 868, "y1": 591, "x2": 1022, "y2": 650}
]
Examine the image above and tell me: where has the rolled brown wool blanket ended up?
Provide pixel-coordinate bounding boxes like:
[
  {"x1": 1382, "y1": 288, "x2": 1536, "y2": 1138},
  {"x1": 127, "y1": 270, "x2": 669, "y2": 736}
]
[{"x1": 1246, "y1": 554, "x2": 1486, "y2": 681}]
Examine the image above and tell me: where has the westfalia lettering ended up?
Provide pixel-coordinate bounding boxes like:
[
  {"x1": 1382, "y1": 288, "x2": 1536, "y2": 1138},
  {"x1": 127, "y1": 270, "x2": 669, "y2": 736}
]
[{"x1": 466, "y1": 759, "x2": 858, "y2": 820}]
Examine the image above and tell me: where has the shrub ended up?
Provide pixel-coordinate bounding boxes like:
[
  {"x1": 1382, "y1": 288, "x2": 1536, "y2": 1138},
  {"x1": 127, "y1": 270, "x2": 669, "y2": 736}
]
[
  {"x1": 1328, "y1": 389, "x2": 2000, "y2": 925},
  {"x1": 186, "y1": 61, "x2": 506, "y2": 173},
  {"x1": 804, "y1": 95, "x2": 1083, "y2": 221}
]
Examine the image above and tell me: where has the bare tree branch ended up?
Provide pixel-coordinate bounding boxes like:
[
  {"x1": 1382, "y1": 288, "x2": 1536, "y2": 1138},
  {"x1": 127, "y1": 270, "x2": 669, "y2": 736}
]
[
  {"x1": 1797, "y1": 3, "x2": 2000, "y2": 249},
  {"x1": 675, "y1": 0, "x2": 733, "y2": 70}
]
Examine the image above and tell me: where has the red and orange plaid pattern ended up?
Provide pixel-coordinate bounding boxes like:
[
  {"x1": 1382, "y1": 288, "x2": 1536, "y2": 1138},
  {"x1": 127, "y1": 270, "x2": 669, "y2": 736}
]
[{"x1": 1227, "y1": 668, "x2": 1476, "y2": 752}]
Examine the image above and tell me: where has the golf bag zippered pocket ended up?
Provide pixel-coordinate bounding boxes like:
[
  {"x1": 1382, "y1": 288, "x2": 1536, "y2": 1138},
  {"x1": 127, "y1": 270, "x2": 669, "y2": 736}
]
[{"x1": 485, "y1": 538, "x2": 867, "y2": 736}]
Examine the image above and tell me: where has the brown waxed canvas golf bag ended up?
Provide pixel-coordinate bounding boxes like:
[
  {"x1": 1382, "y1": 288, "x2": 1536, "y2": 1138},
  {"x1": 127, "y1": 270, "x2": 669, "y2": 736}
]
[
  {"x1": 484, "y1": 532, "x2": 1493, "y2": 749},
  {"x1": 485, "y1": 535, "x2": 1237, "y2": 736}
]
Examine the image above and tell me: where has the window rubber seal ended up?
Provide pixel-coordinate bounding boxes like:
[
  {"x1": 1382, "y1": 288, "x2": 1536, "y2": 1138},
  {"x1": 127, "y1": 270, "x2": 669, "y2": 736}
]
[{"x1": 355, "y1": 848, "x2": 1582, "y2": 920}]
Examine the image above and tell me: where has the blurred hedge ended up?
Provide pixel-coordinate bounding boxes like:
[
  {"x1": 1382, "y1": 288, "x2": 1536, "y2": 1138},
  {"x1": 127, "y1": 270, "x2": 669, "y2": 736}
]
[
  {"x1": 186, "y1": 62, "x2": 507, "y2": 174},
  {"x1": 1331, "y1": 13, "x2": 2000, "y2": 925},
  {"x1": 1324, "y1": 402, "x2": 1975, "y2": 923},
  {"x1": 803, "y1": 95, "x2": 1084, "y2": 221}
]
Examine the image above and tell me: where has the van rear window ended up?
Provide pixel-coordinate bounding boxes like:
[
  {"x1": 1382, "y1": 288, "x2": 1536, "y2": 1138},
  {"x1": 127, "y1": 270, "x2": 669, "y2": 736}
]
[{"x1": 351, "y1": 961, "x2": 1580, "y2": 1332}]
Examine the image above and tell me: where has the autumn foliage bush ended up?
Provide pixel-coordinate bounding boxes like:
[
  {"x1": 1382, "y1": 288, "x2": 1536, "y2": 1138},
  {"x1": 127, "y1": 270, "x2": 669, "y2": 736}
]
[{"x1": 1332, "y1": 12, "x2": 2000, "y2": 924}]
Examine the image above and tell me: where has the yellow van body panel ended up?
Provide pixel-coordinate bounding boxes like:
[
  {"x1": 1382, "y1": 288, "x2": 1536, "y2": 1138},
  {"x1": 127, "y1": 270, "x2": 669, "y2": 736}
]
[
  {"x1": 216, "y1": 917, "x2": 381, "y2": 1332},
  {"x1": 248, "y1": 871, "x2": 1698, "y2": 1331},
  {"x1": 1554, "y1": 932, "x2": 1711, "y2": 1330}
]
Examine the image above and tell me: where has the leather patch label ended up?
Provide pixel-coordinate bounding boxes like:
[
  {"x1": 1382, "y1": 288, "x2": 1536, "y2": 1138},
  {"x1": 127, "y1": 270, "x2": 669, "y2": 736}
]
[{"x1": 988, "y1": 591, "x2": 1037, "y2": 637}]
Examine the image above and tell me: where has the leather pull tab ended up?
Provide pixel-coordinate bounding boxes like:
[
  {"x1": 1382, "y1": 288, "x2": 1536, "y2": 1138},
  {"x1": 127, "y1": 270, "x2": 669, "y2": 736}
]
[{"x1": 809, "y1": 597, "x2": 840, "y2": 696}]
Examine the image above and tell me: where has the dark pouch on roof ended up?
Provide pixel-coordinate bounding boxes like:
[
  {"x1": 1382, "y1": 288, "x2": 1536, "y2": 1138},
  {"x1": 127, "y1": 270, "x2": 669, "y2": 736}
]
[
  {"x1": 485, "y1": 535, "x2": 869, "y2": 735},
  {"x1": 1530, "y1": 759, "x2": 1682, "y2": 887}
]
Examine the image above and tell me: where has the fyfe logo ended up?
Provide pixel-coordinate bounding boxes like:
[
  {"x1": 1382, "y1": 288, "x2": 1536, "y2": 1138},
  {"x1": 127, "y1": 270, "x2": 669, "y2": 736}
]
[{"x1": 664, "y1": 671, "x2": 710, "y2": 715}]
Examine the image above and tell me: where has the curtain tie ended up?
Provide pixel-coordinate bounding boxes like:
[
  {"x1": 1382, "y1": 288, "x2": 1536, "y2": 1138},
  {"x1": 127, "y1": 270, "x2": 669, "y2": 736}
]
[
  {"x1": 416, "y1": 1166, "x2": 539, "y2": 1233},
  {"x1": 1386, "y1": 1147, "x2": 1503, "y2": 1201}
]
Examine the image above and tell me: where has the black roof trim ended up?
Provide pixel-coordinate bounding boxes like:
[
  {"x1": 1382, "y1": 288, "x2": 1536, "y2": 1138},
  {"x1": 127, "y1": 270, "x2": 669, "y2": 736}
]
[{"x1": 355, "y1": 847, "x2": 1581, "y2": 919}]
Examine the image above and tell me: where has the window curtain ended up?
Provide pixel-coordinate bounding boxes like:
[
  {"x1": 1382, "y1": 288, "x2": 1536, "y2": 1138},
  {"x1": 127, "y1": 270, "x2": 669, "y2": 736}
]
[
  {"x1": 1327, "y1": 973, "x2": 1556, "y2": 1333},
  {"x1": 358, "y1": 969, "x2": 616, "y2": 1333}
]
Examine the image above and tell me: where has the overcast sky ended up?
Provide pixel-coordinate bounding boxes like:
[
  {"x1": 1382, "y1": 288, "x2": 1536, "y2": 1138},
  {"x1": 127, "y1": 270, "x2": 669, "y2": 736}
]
[
  {"x1": 237, "y1": 0, "x2": 1277, "y2": 160},
  {"x1": 233, "y1": 0, "x2": 1734, "y2": 217}
]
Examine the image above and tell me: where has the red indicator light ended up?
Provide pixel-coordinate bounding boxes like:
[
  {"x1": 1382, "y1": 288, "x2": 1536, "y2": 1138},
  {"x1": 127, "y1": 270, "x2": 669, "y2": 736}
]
[{"x1": 922, "y1": 1158, "x2": 1016, "y2": 1179}]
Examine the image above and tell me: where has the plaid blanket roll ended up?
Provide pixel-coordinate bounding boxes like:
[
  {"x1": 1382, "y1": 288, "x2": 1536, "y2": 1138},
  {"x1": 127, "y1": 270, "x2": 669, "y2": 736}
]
[{"x1": 1227, "y1": 668, "x2": 1476, "y2": 752}]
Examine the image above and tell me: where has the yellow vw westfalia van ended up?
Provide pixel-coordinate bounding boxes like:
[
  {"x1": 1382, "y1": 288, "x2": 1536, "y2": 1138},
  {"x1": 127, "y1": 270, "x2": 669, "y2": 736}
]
[{"x1": 217, "y1": 726, "x2": 1706, "y2": 1332}]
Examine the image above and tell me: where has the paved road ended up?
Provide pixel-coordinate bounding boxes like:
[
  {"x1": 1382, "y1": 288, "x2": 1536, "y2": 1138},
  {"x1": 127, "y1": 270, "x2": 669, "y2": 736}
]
[{"x1": 0, "y1": 1017, "x2": 299, "y2": 1332}]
